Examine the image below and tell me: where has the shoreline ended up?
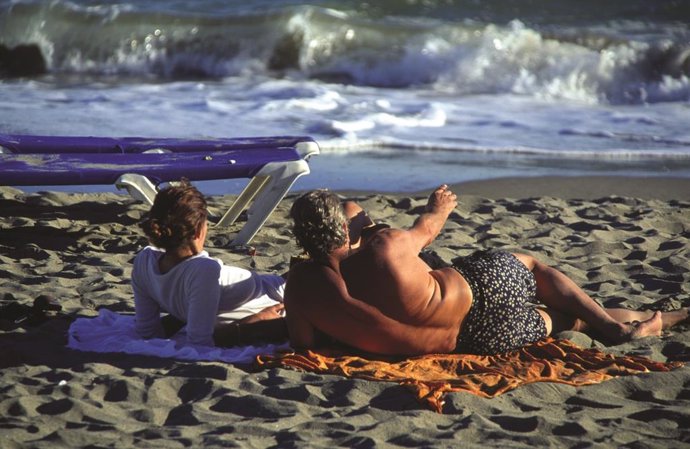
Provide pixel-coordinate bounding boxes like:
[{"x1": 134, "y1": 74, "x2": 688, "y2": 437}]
[
  {"x1": 15, "y1": 174, "x2": 690, "y2": 201},
  {"x1": 324, "y1": 175, "x2": 690, "y2": 200},
  {"x1": 449, "y1": 175, "x2": 690, "y2": 200}
]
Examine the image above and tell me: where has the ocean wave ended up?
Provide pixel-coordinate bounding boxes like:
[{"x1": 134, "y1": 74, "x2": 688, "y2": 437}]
[
  {"x1": 1, "y1": 0, "x2": 690, "y2": 104},
  {"x1": 316, "y1": 136, "x2": 690, "y2": 160}
]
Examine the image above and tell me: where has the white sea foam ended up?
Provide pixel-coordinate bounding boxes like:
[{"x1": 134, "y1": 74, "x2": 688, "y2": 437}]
[{"x1": 2, "y1": 0, "x2": 690, "y2": 192}]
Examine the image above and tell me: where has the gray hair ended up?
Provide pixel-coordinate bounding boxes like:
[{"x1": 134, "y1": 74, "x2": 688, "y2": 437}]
[{"x1": 290, "y1": 189, "x2": 348, "y2": 259}]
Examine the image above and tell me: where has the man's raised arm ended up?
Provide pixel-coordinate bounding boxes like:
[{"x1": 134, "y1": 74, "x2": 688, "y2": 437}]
[{"x1": 408, "y1": 184, "x2": 457, "y2": 252}]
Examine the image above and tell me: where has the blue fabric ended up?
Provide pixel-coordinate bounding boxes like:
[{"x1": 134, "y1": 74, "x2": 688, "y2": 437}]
[{"x1": 67, "y1": 309, "x2": 289, "y2": 364}]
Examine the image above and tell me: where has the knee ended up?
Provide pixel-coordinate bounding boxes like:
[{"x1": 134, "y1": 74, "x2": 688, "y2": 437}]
[
  {"x1": 343, "y1": 201, "x2": 374, "y2": 248},
  {"x1": 512, "y1": 253, "x2": 537, "y2": 271},
  {"x1": 342, "y1": 201, "x2": 365, "y2": 220}
]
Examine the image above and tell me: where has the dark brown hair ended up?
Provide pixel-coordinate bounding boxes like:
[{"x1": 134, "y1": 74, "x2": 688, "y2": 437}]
[{"x1": 141, "y1": 179, "x2": 208, "y2": 250}]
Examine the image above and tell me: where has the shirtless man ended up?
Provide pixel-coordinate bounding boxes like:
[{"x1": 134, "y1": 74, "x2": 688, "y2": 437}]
[{"x1": 284, "y1": 185, "x2": 687, "y2": 355}]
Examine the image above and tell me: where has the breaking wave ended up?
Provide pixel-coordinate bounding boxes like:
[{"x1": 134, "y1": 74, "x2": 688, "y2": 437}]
[{"x1": 1, "y1": 0, "x2": 690, "y2": 104}]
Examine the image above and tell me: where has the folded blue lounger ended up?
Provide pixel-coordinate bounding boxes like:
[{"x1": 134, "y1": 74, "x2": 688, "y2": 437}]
[{"x1": 0, "y1": 134, "x2": 319, "y2": 245}]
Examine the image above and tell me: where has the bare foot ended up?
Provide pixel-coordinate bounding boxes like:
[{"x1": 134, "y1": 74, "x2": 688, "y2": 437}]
[
  {"x1": 627, "y1": 311, "x2": 663, "y2": 340},
  {"x1": 660, "y1": 307, "x2": 689, "y2": 330},
  {"x1": 606, "y1": 311, "x2": 663, "y2": 344}
]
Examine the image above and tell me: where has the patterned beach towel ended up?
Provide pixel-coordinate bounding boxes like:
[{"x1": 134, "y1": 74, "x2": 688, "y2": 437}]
[{"x1": 256, "y1": 337, "x2": 683, "y2": 413}]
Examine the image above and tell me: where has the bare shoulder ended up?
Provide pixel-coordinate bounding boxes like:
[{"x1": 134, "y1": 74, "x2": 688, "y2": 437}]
[
  {"x1": 366, "y1": 228, "x2": 416, "y2": 253},
  {"x1": 285, "y1": 260, "x2": 344, "y2": 303}
]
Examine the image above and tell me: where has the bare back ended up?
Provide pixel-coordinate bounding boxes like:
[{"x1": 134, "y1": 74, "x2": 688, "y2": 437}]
[
  {"x1": 340, "y1": 228, "x2": 472, "y2": 330},
  {"x1": 285, "y1": 184, "x2": 469, "y2": 355}
]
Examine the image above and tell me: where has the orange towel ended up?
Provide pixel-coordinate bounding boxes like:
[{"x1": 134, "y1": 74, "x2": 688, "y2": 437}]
[{"x1": 256, "y1": 337, "x2": 683, "y2": 413}]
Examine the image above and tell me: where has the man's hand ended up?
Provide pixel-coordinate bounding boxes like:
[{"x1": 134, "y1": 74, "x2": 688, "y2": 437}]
[
  {"x1": 214, "y1": 304, "x2": 288, "y2": 347},
  {"x1": 239, "y1": 303, "x2": 285, "y2": 324},
  {"x1": 408, "y1": 184, "x2": 457, "y2": 252},
  {"x1": 426, "y1": 184, "x2": 457, "y2": 216}
]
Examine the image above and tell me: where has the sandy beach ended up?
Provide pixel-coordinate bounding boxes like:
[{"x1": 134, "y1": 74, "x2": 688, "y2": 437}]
[{"x1": 0, "y1": 175, "x2": 688, "y2": 448}]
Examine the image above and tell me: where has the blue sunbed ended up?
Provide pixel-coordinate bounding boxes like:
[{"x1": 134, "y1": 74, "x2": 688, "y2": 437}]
[{"x1": 0, "y1": 134, "x2": 320, "y2": 245}]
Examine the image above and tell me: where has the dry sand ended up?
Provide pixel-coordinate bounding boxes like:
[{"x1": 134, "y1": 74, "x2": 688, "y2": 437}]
[{"x1": 0, "y1": 176, "x2": 689, "y2": 448}]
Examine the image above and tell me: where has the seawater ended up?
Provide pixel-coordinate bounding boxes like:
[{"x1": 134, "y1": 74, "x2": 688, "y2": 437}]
[{"x1": 1, "y1": 0, "x2": 689, "y2": 193}]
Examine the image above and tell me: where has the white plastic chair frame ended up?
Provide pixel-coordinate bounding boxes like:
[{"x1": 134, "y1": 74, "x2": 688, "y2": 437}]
[{"x1": 115, "y1": 140, "x2": 319, "y2": 246}]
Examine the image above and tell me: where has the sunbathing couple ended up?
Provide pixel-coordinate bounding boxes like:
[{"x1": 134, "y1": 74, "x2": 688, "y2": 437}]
[{"x1": 133, "y1": 181, "x2": 688, "y2": 355}]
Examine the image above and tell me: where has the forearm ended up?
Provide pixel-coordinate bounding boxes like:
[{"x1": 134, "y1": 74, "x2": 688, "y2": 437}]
[
  {"x1": 133, "y1": 296, "x2": 164, "y2": 339},
  {"x1": 409, "y1": 184, "x2": 456, "y2": 248},
  {"x1": 411, "y1": 212, "x2": 449, "y2": 247},
  {"x1": 300, "y1": 300, "x2": 456, "y2": 355}
]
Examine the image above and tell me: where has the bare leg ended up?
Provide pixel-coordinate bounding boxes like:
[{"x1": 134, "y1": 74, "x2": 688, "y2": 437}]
[
  {"x1": 538, "y1": 307, "x2": 686, "y2": 335},
  {"x1": 518, "y1": 255, "x2": 663, "y2": 343},
  {"x1": 602, "y1": 307, "x2": 688, "y2": 330},
  {"x1": 545, "y1": 307, "x2": 688, "y2": 333}
]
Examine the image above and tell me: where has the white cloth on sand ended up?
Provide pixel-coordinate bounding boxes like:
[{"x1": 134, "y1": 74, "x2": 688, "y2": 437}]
[{"x1": 67, "y1": 309, "x2": 289, "y2": 364}]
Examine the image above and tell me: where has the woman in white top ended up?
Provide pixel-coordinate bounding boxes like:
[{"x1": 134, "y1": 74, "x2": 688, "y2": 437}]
[{"x1": 132, "y1": 180, "x2": 286, "y2": 347}]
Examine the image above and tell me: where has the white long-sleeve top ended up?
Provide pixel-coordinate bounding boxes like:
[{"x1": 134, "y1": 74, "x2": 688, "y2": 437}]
[{"x1": 132, "y1": 246, "x2": 284, "y2": 346}]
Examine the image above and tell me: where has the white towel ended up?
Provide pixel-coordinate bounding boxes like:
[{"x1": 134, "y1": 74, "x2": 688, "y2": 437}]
[{"x1": 67, "y1": 309, "x2": 289, "y2": 364}]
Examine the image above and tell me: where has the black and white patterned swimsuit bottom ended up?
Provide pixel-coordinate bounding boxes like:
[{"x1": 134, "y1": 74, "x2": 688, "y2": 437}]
[{"x1": 453, "y1": 250, "x2": 547, "y2": 355}]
